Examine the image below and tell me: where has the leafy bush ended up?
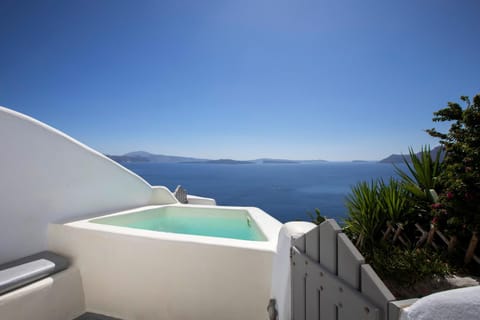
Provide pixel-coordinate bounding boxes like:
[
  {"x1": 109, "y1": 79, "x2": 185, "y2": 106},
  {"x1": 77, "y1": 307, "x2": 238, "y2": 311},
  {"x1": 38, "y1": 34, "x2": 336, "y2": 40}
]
[
  {"x1": 307, "y1": 208, "x2": 326, "y2": 225},
  {"x1": 344, "y1": 180, "x2": 382, "y2": 250},
  {"x1": 395, "y1": 146, "x2": 444, "y2": 202},
  {"x1": 394, "y1": 146, "x2": 444, "y2": 227},
  {"x1": 344, "y1": 178, "x2": 412, "y2": 251},
  {"x1": 369, "y1": 244, "x2": 451, "y2": 287},
  {"x1": 378, "y1": 178, "x2": 412, "y2": 224}
]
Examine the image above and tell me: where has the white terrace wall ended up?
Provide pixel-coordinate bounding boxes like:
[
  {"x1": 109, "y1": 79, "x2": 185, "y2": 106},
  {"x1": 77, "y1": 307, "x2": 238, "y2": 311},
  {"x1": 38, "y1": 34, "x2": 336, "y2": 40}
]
[{"x1": 0, "y1": 107, "x2": 177, "y2": 264}]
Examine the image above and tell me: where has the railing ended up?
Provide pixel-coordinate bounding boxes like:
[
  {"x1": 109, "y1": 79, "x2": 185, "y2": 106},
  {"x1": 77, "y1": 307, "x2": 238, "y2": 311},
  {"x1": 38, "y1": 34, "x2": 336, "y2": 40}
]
[
  {"x1": 291, "y1": 219, "x2": 405, "y2": 320},
  {"x1": 383, "y1": 222, "x2": 480, "y2": 265}
]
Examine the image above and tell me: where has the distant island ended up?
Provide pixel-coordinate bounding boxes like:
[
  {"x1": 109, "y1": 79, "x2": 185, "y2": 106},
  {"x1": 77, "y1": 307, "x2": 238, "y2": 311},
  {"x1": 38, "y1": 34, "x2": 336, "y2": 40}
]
[
  {"x1": 379, "y1": 154, "x2": 407, "y2": 164},
  {"x1": 258, "y1": 159, "x2": 300, "y2": 164},
  {"x1": 379, "y1": 146, "x2": 444, "y2": 164},
  {"x1": 106, "y1": 147, "x2": 443, "y2": 165},
  {"x1": 107, "y1": 151, "x2": 207, "y2": 164},
  {"x1": 106, "y1": 151, "x2": 322, "y2": 165},
  {"x1": 185, "y1": 159, "x2": 254, "y2": 165}
]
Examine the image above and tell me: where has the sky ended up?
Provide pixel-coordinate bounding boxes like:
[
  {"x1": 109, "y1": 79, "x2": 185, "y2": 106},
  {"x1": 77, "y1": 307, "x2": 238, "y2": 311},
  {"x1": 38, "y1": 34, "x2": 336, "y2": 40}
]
[{"x1": 1, "y1": 0, "x2": 479, "y2": 161}]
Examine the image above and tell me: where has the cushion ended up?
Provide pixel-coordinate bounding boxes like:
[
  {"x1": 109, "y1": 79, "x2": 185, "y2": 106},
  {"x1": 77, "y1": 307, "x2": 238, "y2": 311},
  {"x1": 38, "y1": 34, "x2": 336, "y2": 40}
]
[{"x1": 0, "y1": 251, "x2": 69, "y2": 295}]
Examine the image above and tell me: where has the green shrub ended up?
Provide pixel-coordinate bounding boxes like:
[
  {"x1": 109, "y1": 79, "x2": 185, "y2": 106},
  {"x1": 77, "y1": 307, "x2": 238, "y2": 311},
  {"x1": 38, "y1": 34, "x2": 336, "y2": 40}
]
[
  {"x1": 394, "y1": 146, "x2": 444, "y2": 226},
  {"x1": 344, "y1": 178, "x2": 412, "y2": 251},
  {"x1": 307, "y1": 208, "x2": 326, "y2": 225},
  {"x1": 378, "y1": 178, "x2": 413, "y2": 224},
  {"x1": 369, "y1": 244, "x2": 451, "y2": 287},
  {"x1": 395, "y1": 146, "x2": 444, "y2": 203},
  {"x1": 344, "y1": 180, "x2": 382, "y2": 251}
]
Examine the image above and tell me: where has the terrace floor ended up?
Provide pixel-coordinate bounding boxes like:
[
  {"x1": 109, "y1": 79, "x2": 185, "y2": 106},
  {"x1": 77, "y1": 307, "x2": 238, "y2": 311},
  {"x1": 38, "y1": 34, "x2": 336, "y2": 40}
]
[{"x1": 74, "y1": 313, "x2": 122, "y2": 320}]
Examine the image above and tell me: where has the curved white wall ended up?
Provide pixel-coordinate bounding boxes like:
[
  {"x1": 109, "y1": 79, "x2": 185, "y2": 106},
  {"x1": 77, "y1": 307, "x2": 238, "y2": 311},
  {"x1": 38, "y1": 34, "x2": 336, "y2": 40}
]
[{"x1": 0, "y1": 106, "x2": 176, "y2": 264}]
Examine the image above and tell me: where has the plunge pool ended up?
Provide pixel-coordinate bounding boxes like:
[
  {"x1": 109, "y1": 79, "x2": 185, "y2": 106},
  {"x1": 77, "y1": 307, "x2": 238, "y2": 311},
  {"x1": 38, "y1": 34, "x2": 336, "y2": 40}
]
[{"x1": 90, "y1": 206, "x2": 267, "y2": 241}]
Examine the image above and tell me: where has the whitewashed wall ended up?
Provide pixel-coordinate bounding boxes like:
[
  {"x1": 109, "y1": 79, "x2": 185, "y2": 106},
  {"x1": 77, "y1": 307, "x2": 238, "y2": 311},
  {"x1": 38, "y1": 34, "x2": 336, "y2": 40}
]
[{"x1": 0, "y1": 106, "x2": 177, "y2": 264}]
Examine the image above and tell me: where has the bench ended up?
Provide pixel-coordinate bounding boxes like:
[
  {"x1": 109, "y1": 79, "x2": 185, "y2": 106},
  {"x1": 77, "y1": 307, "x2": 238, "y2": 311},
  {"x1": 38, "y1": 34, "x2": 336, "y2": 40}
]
[
  {"x1": 0, "y1": 251, "x2": 86, "y2": 320},
  {"x1": 0, "y1": 251, "x2": 69, "y2": 295}
]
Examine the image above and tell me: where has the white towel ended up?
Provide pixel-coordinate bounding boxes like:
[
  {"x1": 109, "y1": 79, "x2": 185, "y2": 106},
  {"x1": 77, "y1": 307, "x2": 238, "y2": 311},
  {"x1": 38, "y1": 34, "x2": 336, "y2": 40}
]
[{"x1": 402, "y1": 286, "x2": 480, "y2": 320}]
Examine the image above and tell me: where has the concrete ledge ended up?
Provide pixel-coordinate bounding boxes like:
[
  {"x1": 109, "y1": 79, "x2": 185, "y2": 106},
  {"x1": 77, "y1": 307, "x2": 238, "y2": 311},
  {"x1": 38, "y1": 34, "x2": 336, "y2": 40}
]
[
  {"x1": 389, "y1": 298, "x2": 418, "y2": 320},
  {"x1": 149, "y1": 186, "x2": 178, "y2": 205},
  {"x1": 187, "y1": 195, "x2": 217, "y2": 205},
  {"x1": 0, "y1": 267, "x2": 85, "y2": 320}
]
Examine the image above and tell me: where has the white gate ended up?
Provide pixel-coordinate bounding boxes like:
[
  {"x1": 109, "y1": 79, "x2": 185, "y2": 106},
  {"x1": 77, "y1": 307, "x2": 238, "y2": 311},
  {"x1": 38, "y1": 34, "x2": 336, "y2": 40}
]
[{"x1": 291, "y1": 219, "x2": 398, "y2": 320}]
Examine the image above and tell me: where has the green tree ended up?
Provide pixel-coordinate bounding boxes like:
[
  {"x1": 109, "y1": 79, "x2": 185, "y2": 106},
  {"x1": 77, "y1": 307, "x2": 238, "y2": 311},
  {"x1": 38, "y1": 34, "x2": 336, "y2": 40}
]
[{"x1": 426, "y1": 94, "x2": 480, "y2": 232}]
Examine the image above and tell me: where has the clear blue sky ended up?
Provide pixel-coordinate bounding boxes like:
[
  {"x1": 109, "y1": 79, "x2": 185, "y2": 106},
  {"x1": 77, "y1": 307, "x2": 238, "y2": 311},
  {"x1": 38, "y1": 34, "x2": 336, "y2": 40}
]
[{"x1": 1, "y1": 0, "x2": 479, "y2": 161}]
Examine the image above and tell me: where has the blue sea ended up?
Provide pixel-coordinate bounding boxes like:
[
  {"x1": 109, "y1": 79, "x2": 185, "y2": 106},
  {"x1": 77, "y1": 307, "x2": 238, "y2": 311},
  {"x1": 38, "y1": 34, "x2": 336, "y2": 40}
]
[{"x1": 123, "y1": 162, "x2": 402, "y2": 223}]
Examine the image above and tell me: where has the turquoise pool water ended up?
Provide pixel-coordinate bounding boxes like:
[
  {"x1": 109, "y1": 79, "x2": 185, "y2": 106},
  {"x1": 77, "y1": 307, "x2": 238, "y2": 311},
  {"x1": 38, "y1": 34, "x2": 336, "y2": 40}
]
[{"x1": 90, "y1": 206, "x2": 267, "y2": 241}]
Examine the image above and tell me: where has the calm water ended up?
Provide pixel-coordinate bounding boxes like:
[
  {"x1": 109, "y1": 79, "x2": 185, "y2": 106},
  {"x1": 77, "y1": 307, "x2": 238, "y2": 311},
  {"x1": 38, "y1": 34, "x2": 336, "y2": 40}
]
[
  {"x1": 123, "y1": 162, "x2": 401, "y2": 223},
  {"x1": 92, "y1": 206, "x2": 266, "y2": 241}
]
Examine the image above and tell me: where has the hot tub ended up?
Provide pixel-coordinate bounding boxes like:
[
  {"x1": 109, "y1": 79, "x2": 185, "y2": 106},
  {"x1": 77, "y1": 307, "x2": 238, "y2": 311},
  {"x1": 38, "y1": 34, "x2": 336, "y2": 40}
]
[
  {"x1": 90, "y1": 206, "x2": 267, "y2": 241},
  {"x1": 47, "y1": 204, "x2": 282, "y2": 320}
]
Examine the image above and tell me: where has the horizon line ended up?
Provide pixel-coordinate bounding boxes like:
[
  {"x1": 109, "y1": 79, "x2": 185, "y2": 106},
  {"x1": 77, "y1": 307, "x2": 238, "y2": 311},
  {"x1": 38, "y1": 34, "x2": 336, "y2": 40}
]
[{"x1": 104, "y1": 149, "x2": 416, "y2": 163}]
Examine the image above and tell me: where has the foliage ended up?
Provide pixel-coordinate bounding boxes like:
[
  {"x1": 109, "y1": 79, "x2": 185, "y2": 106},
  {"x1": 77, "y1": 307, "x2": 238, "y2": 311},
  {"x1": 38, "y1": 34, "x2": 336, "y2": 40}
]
[
  {"x1": 344, "y1": 180, "x2": 382, "y2": 250},
  {"x1": 394, "y1": 146, "x2": 444, "y2": 226},
  {"x1": 307, "y1": 208, "x2": 326, "y2": 225},
  {"x1": 395, "y1": 146, "x2": 444, "y2": 202},
  {"x1": 344, "y1": 178, "x2": 412, "y2": 251},
  {"x1": 339, "y1": 93, "x2": 480, "y2": 290},
  {"x1": 426, "y1": 94, "x2": 480, "y2": 232},
  {"x1": 368, "y1": 244, "x2": 451, "y2": 287},
  {"x1": 378, "y1": 178, "x2": 412, "y2": 224}
]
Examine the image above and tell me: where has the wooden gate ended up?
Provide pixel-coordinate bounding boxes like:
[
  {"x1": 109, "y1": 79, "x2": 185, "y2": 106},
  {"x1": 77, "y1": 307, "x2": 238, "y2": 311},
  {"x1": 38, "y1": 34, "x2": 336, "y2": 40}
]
[{"x1": 291, "y1": 219, "x2": 397, "y2": 320}]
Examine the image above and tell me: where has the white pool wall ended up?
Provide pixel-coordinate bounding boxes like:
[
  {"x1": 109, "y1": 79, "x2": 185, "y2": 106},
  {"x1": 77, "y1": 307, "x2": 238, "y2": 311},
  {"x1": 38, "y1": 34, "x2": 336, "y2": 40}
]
[
  {"x1": 0, "y1": 106, "x2": 177, "y2": 264},
  {"x1": 48, "y1": 205, "x2": 283, "y2": 320}
]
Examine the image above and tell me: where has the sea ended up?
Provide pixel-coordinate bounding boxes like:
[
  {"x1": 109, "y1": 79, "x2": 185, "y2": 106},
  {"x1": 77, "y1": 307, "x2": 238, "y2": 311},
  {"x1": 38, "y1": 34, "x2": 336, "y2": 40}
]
[{"x1": 123, "y1": 162, "x2": 402, "y2": 223}]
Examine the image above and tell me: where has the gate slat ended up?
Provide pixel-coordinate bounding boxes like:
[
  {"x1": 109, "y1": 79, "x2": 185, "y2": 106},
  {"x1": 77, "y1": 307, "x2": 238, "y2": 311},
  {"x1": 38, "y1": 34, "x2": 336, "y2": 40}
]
[
  {"x1": 319, "y1": 220, "x2": 341, "y2": 274},
  {"x1": 337, "y1": 233, "x2": 365, "y2": 289},
  {"x1": 360, "y1": 265, "x2": 395, "y2": 320},
  {"x1": 294, "y1": 234, "x2": 307, "y2": 253},
  {"x1": 292, "y1": 247, "x2": 306, "y2": 320},
  {"x1": 317, "y1": 263, "x2": 338, "y2": 320},
  {"x1": 337, "y1": 284, "x2": 380, "y2": 320},
  {"x1": 306, "y1": 227, "x2": 320, "y2": 262},
  {"x1": 305, "y1": 268, "x2": 320, "y2": 320}
]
